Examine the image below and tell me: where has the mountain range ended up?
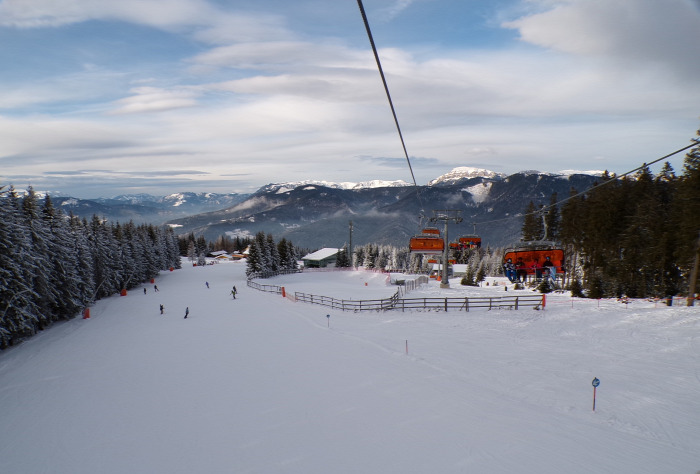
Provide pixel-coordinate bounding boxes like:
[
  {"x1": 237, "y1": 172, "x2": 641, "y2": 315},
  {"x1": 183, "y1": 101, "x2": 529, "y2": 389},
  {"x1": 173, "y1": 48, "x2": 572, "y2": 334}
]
[
  {"x1": 53, "y1": 192, "x2": 249, "y2": 225},
  {"x1": 167, "y1": 167, "x2": 603, "y2": 249},
  {"x1": 51, "y1": 167, "x2": 603, "y2": 249}
]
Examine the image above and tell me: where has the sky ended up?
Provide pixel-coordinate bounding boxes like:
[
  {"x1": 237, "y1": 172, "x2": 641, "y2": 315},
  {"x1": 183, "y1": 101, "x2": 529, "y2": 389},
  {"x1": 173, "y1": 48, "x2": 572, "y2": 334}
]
[
  {"x1": 1, "y1": 0, "x2": 699, "y2": 199},
  {"x1": 1, "y1": 260, "x2": 699, "y2": 473}
]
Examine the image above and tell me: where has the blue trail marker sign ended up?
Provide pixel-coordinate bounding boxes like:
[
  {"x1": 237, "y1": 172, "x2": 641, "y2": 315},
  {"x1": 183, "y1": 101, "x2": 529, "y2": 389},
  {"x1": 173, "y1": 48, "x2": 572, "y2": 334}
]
[{"x1": 592, "y1": 377, "x2": 600, "y2": 411}]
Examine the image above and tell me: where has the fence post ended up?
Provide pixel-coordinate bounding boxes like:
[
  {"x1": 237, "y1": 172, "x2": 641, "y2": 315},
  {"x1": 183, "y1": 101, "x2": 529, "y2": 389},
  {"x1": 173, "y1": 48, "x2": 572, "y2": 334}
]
[
  {"x1": 515, "y1": 297, "x2": 518, "y2": 310},
  {"x1": 542, "y1": 294, "x2": 547, "y2": 309}
]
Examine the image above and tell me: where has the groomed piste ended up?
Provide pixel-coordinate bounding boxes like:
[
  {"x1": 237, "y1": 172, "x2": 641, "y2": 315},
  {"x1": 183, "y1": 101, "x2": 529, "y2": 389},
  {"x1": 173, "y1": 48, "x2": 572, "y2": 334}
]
[{"x1": 1, "y1": 259, "x2": 699, "y2": 473}]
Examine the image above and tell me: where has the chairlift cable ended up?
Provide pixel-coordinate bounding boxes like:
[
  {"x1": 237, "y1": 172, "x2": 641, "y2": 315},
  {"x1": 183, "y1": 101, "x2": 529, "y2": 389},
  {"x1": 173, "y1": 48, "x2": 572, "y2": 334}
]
[
  {"x1": 356, "y1": 0, "x2": 417, "y2": 189},
  {"x1": 472, "y1": 140, "x2": 699, "y2": 227}
]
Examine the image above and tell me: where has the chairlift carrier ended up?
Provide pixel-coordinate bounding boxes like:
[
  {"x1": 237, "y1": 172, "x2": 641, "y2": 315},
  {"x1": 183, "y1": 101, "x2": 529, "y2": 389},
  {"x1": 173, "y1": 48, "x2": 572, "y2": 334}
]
[{"x1": 503, "y1": 241, "x2": 565, "y2": 275}]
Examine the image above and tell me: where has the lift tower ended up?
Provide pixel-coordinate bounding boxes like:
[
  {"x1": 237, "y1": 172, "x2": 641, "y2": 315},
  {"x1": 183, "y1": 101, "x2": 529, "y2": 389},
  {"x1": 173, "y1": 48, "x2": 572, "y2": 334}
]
[{"x1": 429, "y1": 210, "x2": 463, "y2": 288}]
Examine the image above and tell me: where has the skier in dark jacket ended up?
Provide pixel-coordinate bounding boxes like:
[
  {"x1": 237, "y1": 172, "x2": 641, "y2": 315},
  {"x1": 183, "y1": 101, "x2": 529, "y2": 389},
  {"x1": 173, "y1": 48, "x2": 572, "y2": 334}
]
[
  {"x1": 542, "y1": 256, "x2": 556, "y2": 282},
  {"x1": 184, "y1": 307, "x2": 189, "y2": 319},
  {"x1": 515, "y1": 257, "x2": 527, "y2": 282},
  {"x1": 531, "y1": 258, "x2": 542, "y2": 279},
  {"x1": 503, "y1": 259, "x2": 517, "y2": 283}
]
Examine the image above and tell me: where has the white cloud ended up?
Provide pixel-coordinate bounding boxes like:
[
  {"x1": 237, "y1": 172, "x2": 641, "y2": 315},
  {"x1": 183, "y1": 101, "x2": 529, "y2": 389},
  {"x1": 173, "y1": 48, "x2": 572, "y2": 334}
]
[
  {"x1": 503, "y1": 0, "x2": 700, "y2": 79},
  {"x1": 1, "y1": 0, "x2": 699, "y2": 198},
  {"x1": 110, "y1": 86, "x2": 201, "y2": 114},
  {"x1": 0, "y1": 0, "x2": 294, "y2": 45},
  {"x1": 374, "y1": 0, "x2": 423, "y2": 22},
  {"x1": 0, "y1": 0, "x2": 204, "y2": 27}
]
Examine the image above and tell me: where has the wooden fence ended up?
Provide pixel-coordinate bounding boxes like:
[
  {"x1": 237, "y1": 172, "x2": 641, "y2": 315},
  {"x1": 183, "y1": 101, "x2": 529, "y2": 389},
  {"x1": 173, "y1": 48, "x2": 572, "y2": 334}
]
[
  {"x1": 292, "y1": 291, "x2": 544, "y2": 312},
  {"x1": 293, "y1": 291, "x2": 400, "y2": 312},
  {"x1": 246, "y1": 279, "x2": 283, "y2": 295},
  {"x1": 247, "y1": 270, "x2": 544, "y2": 312},
  {"x1": 391, "y1": 295, "x2": 544, "y2": 311},
  {"x1": 395, "y1": 275, "x2": 429, "y2": 297}
]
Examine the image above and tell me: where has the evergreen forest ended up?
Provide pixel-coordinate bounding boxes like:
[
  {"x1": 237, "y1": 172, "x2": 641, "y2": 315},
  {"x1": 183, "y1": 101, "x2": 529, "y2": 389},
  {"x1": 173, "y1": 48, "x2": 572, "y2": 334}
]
[
  {"x1": 552, "y1": 146, "x2": 699, "y2": 299},
  {"x1": 0, "y1": 187, "x2": 182, "y2": 349}
]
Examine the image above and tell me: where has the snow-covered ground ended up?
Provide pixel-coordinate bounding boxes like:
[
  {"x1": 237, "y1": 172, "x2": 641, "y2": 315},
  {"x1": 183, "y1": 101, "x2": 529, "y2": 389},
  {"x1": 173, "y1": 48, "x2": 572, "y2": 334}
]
[{"x1": 1, "y1": 260, "x2": 699, "y2": 474}]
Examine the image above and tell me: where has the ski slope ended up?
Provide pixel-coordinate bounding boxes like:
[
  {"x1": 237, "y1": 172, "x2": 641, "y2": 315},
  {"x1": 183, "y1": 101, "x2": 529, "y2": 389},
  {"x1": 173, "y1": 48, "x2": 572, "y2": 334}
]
[{"x1": 1, "y1": 260, "x2": 699, "y2": 473}]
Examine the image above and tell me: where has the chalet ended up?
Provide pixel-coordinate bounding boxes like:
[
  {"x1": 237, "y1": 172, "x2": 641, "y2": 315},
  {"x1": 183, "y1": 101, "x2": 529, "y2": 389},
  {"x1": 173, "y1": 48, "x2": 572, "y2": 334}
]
[{"x1": 301, "y1": 248, "x2": 341, "y2": 268}]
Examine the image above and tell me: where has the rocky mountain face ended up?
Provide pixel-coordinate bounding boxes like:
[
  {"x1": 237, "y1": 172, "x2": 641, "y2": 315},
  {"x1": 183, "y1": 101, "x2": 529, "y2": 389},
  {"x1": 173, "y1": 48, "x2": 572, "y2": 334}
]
[{"x1": 164, "y1": 169, "x2": 603, "y2": 249}]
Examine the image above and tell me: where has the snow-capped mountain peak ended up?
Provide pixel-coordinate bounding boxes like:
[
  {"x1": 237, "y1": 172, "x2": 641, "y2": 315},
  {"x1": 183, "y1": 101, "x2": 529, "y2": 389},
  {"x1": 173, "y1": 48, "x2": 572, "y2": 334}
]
[
  {"x1": 428, "y1": 167, "x2": 505, "y2": 186},
  {"x1": 258, "y1": 179, "x2": 412, "y2": 194}
]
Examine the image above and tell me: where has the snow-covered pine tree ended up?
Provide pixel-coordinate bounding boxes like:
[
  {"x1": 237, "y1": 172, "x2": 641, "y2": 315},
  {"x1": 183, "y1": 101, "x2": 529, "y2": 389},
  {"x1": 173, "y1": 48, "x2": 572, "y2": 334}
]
[
  {"x1": 42, "y1": 195, "x2": 84, "y2": 321},
  {"x1": 266, "y1": 234, "x2": 280, "y2": 273},
  {"x1": 21, "y1": 187, "x2": 54, "y2": 329},
  {"x1": 521, "y1": 201, "x2": 544, "y2": 241},
  {"x1": 335, "y1": 245, "x2": 350, "y2": 268},
  {"x1": 68, "y1": 213, "x2": 96, "y2": 306},
  {"x1": 0, "y1": 187, "x2": 40, "y2": 347}
]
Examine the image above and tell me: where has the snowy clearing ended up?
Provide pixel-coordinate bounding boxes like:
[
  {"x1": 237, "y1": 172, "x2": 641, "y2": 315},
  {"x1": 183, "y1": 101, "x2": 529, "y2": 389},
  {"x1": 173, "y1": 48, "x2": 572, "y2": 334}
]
[{"x1": 1, "y1": 260, "x2": 699, "y2": 473}]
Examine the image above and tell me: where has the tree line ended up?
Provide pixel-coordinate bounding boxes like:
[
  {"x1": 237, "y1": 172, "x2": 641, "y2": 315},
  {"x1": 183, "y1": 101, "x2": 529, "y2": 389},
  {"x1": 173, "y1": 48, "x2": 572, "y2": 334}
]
[
  {"x1": 519, "y1": 140, "x2": 700, "y2": 299},
  {"x1": 0, "y1": 187, "x2": 182, "y2": 349},
  {"x1": 245, "y1": 231, "x2": 299, "y2": 277}
]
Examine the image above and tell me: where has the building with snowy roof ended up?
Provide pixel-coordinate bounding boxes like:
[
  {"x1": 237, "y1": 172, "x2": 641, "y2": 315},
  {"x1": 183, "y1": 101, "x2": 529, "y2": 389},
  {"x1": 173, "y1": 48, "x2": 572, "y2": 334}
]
[{"x1": 301, "y1": 248, "x2": 341, "y2": 268}]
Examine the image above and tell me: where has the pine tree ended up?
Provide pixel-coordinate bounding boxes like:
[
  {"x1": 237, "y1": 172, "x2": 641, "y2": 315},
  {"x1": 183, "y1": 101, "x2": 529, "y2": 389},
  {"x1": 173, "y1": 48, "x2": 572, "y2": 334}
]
[
  {"x1": 245, "y1": 239, "x2": 262, "y2": 277},
  {"x1": 22, "y1": 187, "x2": 54, "y2": 329},
  {"x1": 165, "y1": 227, "x2": 182, "y2": 269},
  {"x1": 254, "y1": 232, "x2": 271, "y2": 274},
  {"x1": 335, "y1": 245, "x2": 351, "y2": 267},
  {"x1": 187, "y1": 240, "x2": 197, "y2": 264},
  {"x1": 544, "y1": 193, "x2": 560, "y2": 241},
  {"x1": 69, "y1": 213, "x2": 96, "y2": 306},
  {"x1": 266, "y1": 234, "x2": 280, "y2": 273},
  {"x1": 283, "y1": 240, "x2": 298, "y2": 270},
  {"x1": 674, "y1": 133, "x2": 700, "y2": 294},
  {"x1": 476, "y1": 262, "x2": 486, "y2": 284},
  {"x1": 42, "y1": 195, "x2": 84, "y2": 320},
  {"x1": 0, "y1": 187, "x2": 41, "y2": 346},
  {"x1": 521, "y1": 201, "x2": 544, "y2": 241}
]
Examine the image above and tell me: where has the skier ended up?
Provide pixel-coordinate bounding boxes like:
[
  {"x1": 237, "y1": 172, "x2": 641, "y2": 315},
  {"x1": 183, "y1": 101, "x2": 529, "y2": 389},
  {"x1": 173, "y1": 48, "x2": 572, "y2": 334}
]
[
  {"x1": 160, "y1": 304, "x2": 164, "y2": 315},
  {"x1": 144, "y1": 288, "x2": 147, "y2": 295},
  {"x1": 515, "y1": 257, "x2": 527, "y2": 283},
  {"x1": 184, "y1": 307, "x2": 189, "y2": 319},
  {"x1": 531, "y1": 258, "x2": 543, "y2": 280},
  {"x1": 154, "y1": 285, "x2": 159, "y2": 292},
  {"x1": 206, "y1": 281, "x2": 210, "y2": 289},
  {"x1": 231, "y1": 288, "x2": 237, "y2": 299},
  {"x1": 503, "y1": 258, "x2": 516, "y2": 283},
  {"x1": 542, "y1": 256, "x2": 555, "y2": 283}
]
